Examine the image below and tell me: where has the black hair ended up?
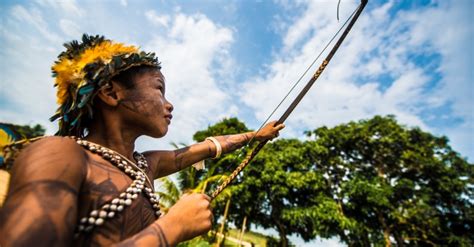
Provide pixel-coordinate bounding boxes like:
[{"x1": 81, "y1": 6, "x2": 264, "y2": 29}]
[{"x1": 111, "y1": 65, "x2": 160, "y2": 89}]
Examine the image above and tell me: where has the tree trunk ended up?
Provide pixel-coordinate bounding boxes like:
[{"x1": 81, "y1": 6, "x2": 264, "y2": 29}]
[
  {"x1": 377, "y1": 211, "x2": 391, "y2": 247},
  {"x1": 375, "y1": 160, "x2": 392, "y2": 247},
  {"x1": 392, "y1": 229, "x2": 405, "y2": 247},
  {"x1": 238, "y1": 216, "x2": 247, "y2": 246},
  {"x1": 275, "y1": 220, "x2": 288, "y2": 247},
  {"x1": 216, "y1": 198, "x2": 231, "y2": 246},
  {"x1": 362, "y1": 229, "x2": 371, "y2": 246}
]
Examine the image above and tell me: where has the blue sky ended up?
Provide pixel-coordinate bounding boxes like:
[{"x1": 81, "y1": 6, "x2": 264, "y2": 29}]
[{"x1": 0, "y1": 0, "x2": 473, "y2": 245}]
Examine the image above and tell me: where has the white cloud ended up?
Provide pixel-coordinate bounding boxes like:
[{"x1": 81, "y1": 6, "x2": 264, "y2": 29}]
[
  {"x1": 415, "y1": 0, "x2": 473, "y2": 158},
  {"x1": 145, "y1": 10, "x2": 170, "y2": 28},
  {"x1": 140, "y1": 12, "x2": 235, "y2": 149},
  {"x1": 1, "y1": 3, "x2": 235, "y2": 151},
  {"x1": 1, "y1": 4, "x2": 62, "y2": 132},
  {"x1": 283, "y1": 1, "x2": 357, "y2": 50},
  {"x1": 59, "y1": 19, "x2": 81, "y2": 37},
  {"x1": 0, "y1": 1, "x2": 471, "y2": 245},
  {"x1": 240, "y1": 0, "x2": 472, "y2": 159},
  {"x1": 10, "y1": 5, "x2": 61, "y2": 43},
  {"x1": 0, "y1": 0, "x2": 471, "y2": 160},
  {"x1": 35, "y1": 0, "x2": 84, "y2": 17}
]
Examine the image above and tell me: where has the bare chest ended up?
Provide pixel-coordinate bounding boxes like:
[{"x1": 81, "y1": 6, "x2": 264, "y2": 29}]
[{"x1": 74, "y1": 155, "x2": 157, "y2": 246}]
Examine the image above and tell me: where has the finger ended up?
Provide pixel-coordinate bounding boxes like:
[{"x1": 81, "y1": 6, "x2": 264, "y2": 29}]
[
  {"x1": 200, "y1": 193, "x2": 211, "y2": 202},
  {"x1": 181, "y1": 191, "x2": 195, "y2": 198},
  {"x1": 200, "y1": 198, "x2": 211, "y2": 210},
  {"x1": 269, "y1": 120, "x2": 279, "y2": 127}
]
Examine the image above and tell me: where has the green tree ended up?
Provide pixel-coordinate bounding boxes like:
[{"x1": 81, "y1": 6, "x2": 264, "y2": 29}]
[
  {"x1": 228, "y1": 138, "x2": 326, "y2": 246},
  {"x1": 178, "y1": 116, "x2": 472, "y2": 246},
  {"x1": 305, "y1": 115, "x2": 473, "y2": 246},
  {"x1": 0, "y1": 122, "x2": 45, "y2": 139},
  {"x1": 1, "y1": 123, "x2": 46, "y2": 170},
  {"x1": 155, "y1": 177, "x2": 182, "y2": 213},
  {"x1": 179, "y1": 118, "x2": 315, "y2": 246}
]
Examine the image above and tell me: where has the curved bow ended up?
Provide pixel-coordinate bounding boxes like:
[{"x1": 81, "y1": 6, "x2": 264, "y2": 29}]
[{"x1": 210, "y1": 0, "x2": 369, "y2": 200}]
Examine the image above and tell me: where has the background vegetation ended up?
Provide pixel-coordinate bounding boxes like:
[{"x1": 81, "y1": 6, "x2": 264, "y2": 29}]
[{"x1": 1, "y1": 116, "x2": 472, "y2": 246}]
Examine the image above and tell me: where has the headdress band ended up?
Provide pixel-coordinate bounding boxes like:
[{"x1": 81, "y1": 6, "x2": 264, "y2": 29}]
[{"x1": 50, "y1": 34, "x2": 161, "y2": 136}]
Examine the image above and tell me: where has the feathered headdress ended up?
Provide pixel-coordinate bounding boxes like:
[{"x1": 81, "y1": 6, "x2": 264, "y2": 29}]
[{"x1": 50, "y1": 34, "x2": 161, "y2": 136}]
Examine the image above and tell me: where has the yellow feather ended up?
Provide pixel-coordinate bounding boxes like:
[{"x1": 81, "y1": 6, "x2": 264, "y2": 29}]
[
  {"x1": 52, "y1": 40, "x2": 139, "y2": 105},
  {"x1": 0, "y1": 129, "x2": 14, "y2": 148}
]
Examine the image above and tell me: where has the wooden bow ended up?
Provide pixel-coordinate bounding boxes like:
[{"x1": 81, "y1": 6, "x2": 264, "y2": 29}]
[{"x1": 210, "y1": 0, "x2": 369, "y2": 200}]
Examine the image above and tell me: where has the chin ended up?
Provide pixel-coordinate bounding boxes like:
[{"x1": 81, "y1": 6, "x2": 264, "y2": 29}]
[{"x1": 149, "y1": 127, "x2": 168, "y2": 138}]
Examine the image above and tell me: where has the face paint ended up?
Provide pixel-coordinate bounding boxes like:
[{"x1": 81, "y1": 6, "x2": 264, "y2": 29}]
[{"x1": 119, "y1": 70, "x2": 173, "y2": 137}]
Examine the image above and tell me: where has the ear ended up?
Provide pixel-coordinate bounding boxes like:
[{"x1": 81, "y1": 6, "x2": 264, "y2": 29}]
[{"x1": 96, "y1": 81, "x2": 124, "y2": 107}]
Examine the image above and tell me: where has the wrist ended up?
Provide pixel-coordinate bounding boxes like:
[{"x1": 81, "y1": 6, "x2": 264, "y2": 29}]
[
  {"x1": 156, "y1": 215, "x2": 183, "y2": 245},
  {"x1": 205, "y1": 137, "x2": 222, "y2": 159},
  {"x1": 252, "y1": 131, "x2": 262, "y2": 141}
]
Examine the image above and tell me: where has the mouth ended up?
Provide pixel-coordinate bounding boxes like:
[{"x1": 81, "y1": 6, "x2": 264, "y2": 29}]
[{"x1": 165, "y1": 114, "x2": 173, "y2": 124}]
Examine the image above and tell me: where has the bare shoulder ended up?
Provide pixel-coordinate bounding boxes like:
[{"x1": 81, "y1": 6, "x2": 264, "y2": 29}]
[
  {"x1": 19, "y1": 136, "x2": 84, "y2": 156},
  {"x1": 9, "y1": 136, "x2": 87, "y2": 190},
  {"x1": 1, "y1": 136, "x2": 86, "y2": 246}
]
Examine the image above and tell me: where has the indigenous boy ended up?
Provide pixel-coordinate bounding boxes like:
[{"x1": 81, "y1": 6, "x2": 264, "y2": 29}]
[{"x1": 0, "y1": 35, "x2": 284, "y2": 246}]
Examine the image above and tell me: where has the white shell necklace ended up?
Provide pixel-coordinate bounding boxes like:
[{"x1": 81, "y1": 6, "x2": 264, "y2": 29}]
[{"x1": 72, "y1": 137, "x2": 161, "y2": 237}]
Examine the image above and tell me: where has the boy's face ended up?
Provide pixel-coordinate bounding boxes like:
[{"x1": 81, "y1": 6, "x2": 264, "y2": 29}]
[{"x1": 119, "y1": 69, "x2": 174, "y2": 138}]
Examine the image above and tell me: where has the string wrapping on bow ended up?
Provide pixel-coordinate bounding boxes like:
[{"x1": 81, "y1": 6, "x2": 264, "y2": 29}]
[{"x1": 210, "y1": 0, "x2": 368, "y2": 200}]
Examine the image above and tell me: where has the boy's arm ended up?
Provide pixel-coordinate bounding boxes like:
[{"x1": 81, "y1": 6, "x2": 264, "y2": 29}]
[
  {"x1": 114, "y1": 193, "x2": 212, "y2": 247},
  {"x1": 146, "y1": 121, "x2": 284, "y2": 179}
]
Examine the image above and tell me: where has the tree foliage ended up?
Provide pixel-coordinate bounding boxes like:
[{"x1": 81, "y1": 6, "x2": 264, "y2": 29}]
[
  {"x1": 229, "y1": 138, "x2": 326, "y2": 246},
  {"x1": 178, "y1": 116, "x2": 473, "y2": 246},
  {"x1": 305, "y1": 115, "x2": 473, "y2": 246},
  {"x1": 0, "y1": 122, "x2": 45, "y2": 139},
  {"x1": 1, "y1": 123, "x2": 46, "y2": 169}
]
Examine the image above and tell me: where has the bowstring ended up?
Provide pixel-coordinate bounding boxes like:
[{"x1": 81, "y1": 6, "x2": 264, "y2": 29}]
[
  {"x1": 218, "y1": 2, "x2": 359, "y2": 181},
  {"x1": 244, "y1": 5, "x2": 358, "y2": 146},
  {"x1": 337, "y1": 0, "x2": 342, "y2": 21}
]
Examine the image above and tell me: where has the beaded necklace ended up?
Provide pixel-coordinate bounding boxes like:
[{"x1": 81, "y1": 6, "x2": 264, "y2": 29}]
[{"x1": 73, "y1": 138, "x2": 161, "y2": 236}]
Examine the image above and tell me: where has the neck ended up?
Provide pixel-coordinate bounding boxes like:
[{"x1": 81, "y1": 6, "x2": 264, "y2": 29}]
[{"x1": 85, "y1": 113, "x2": 138, "y2": 160}]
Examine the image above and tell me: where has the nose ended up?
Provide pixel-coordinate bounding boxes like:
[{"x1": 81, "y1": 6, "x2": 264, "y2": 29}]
[{"x1": 166, "y1": 99, "x2": 174, "y2": 113}]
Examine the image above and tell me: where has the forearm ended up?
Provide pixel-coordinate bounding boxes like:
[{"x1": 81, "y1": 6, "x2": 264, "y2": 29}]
[
  {"x1": 147, "y1": 131, "x2": 261, "y2": 177},
  {"x1": 212, "y1": 132, "x2": 254, "y2": 154},
  {"x1": 173, "y1": 132, "x2": 254, "y2": 169}
]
